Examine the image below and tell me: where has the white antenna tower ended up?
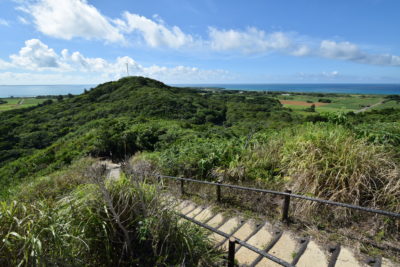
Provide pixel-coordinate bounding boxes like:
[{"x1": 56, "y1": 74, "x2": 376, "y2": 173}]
[{"x1": 126, "y1": 62, "x2": 130, "y2": 76}]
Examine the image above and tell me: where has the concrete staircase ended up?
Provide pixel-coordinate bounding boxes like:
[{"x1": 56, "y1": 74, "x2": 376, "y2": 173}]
[
  {"x1": 176, "y1": 200, "x2": 396, "y2": 267},
  {"x1": 101, "y1": 162, "x2": 397, "y2": 267}
]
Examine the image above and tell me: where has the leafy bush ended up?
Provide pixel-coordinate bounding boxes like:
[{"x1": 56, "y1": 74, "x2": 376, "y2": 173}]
[
  {"x1": 353, "y1": 122, "x2": 400, "y2": 148},
  {"x1": 157, "y1": 137, "x2": 244, "y2": 180},
  {"x1": 318, "y1": 98, "x2": 332, "y2": 103}
]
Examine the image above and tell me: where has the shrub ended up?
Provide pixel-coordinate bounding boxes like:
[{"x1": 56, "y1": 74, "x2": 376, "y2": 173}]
[{"x1": 318, "y1": 98, "x2": 332, "y2": 103}]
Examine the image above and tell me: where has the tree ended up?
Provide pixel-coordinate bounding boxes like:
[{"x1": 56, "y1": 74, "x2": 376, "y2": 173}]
[{"x1": 305, "y1": 104, "x2": 316, "y2": 112}]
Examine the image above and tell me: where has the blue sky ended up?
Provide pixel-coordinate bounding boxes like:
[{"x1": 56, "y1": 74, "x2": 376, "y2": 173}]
[{"x1": 0, "y1": 0, "x2": 399, "y2": 84}]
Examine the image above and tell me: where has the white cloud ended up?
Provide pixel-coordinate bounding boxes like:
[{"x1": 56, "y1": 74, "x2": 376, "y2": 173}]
[
  {"x1": 20, "y1": 0, "x2": 194, "y2": 48},
  {"x1": 319, "y1": 40, "x2": 361, "y2": 60},
  {"x1": 0, "y1": 18, "x2": 9, "y2": 26},
  {"x1": 318, "y1": 40, "x2": 400, "y2": 66},
  {"x1": 0, "y1": 59, "x2": 13, "y2": 70},
  {"x1": 0, "y1": 71, "x2": 93, "y2": 85},
  {"x1": 117, "y1": 12, "x2": 195, "y2": 48},
  {"x1": 9, "y1": 39, "x2": 64, "y2": 70},
  {"x1": 208, "y1": 27, "x2": 292, "y2": 54},
  {"x1": 0, "y1": 39, "x2": 229, "y2": 84},
  {"x1": 207, "y1": 27, "x2": 400, "y2": 66},
  {"x1": 23, "y1": 0, "x2": 123, "y2": 42},
  {"x1": 13, "y1": 1, "x2": 400, "y2": 67}
]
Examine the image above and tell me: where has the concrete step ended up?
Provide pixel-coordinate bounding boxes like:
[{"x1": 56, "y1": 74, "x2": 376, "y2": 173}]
[
  {"x1": 335, "y1": 247, "x2": 364, "y2": 267},
  {"x1": 235, "y1": 223, "x2": 274, "y2": 265},
  {"x1": 180, "y1": 202, "x2": 196, "y2": 214},
  {"x1": 172, "y1": 199, "x2": 397, "y2": 267},
  {"x1": 209, "y1": 217, "x2": 242, "y2": 244},
  {"x1": 206, "y1": 213, "x2": 225, "y2": 228},
  {"x1": 296, "y1": 240, "x2": 328, "y2": 267},
  {"x1": 186, "y1": 206, "x2": 204, "y2": 218},
  {"x1": 256, "y1": 232, "x2": 299, "y2": 267},
  {"x1": 193, "y1": 206, "x2": 214, "y2": 222},
  {"x1": 219, "y1": 220, "x2": 257, "y2": 251}
]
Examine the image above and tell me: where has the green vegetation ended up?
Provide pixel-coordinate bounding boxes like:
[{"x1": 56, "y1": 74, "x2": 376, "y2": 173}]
[
  {"x1": 277, "y1": 93, "x2": 385, "y2": 113},
  {"x1": 1, "y1": 159, "x2": 221, "y2": 266},
  {"x1": 0, "y1": 97, "x2": 50, "y2": 112},
  {"x1": 0, "y1": 76, "x2": 399, "y2": 263}
]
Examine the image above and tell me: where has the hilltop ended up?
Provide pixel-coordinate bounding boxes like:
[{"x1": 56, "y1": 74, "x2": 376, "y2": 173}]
[{"x1": 0, "y1": 76, "x2": 286, "y2": 197}]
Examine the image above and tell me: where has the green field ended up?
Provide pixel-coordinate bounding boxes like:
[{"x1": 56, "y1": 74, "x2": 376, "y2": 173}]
[
  {"x1": 369, "y1": 99, "x2": 400, "y2": 111},
  {"x1": 276, "y1": 94, "x2": 386, "y2": 113},
  {"x1": 0, "y1": 97, "x2": 49, "y2": 111}
]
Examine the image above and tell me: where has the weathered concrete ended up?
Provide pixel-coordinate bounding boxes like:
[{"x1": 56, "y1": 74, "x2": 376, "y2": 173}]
[
  {"x1": 206, "y1": 213, "x2": 224, "y2": 228},
  {"x1": 193, "y1": 206, "x2": 214, "y2": 222},
  {"x1": 220, "y1": 220, "x2": 256, "y2": 250},
  {"x1": 335, "y1": 247, "x2": 363, "y2": 267},
  {"x1": 235, "y1": 223, "x2": 274, "y2": 265},
  {"x1": 186, "y1": 206, "x2": 204, "y2": 218},
  {"x1": 257, "y1": 232, "x2": 298, "y2": 267},
  {"x1": 209, "y1": 217, "x2": 241, "y2": 243},
  {"x1": 297, "y1": 240, "x2": 328, "y2": 267},
  {"x1": 180, "y1": 202, "x2": 196, "y2": 214}
]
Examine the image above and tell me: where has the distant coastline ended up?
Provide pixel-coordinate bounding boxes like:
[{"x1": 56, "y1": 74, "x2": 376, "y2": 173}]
[
  {"x1": 173, "y1": 83, "x2": 400, "y2": 95},
  {"x1": 0, "y1": 84, "x2": 96, "y2": 98},
  {"x1": 1, "y1": 83, "x2": 399, "y2": 97}
]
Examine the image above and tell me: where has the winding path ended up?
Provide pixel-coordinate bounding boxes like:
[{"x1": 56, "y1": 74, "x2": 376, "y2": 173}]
[{"x1": 354, "y1": 100, "x2": 384, "y2": 113}]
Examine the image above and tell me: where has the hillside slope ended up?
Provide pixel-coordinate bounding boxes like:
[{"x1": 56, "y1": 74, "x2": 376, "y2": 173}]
[{"x1": 0, "y1": 76, "x2": 285, "y2": 198}]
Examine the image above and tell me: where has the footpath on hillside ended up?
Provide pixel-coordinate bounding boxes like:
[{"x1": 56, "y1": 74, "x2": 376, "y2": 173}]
[
  {"x1": 355, "y1": 100, "x2": 384, "y2": 113},
  {"x1": 101, "y1": 161, "x2": 397, "y2": 267}
]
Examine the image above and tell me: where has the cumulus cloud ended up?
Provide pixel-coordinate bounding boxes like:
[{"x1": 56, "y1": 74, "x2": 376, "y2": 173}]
[
  {"x1": 117, "y1": 12, "x2": 195, "y2": 48},
  {"x1": 207, "y1": 27, "x2": 400, "y2": 66},
  {"x1": 0, "y1": 39, "x2": 229, "y2": 83},
  {"x1": 0, "y1": 59, "x2": 13, "y2": 70},
  {"x1": 208, "y1": 27, "x2": 293, "y2": 54},
  {"x1": 15, "y1": 1, "x2": 400, "y2": 67},
  {"x1": 318, "y1": 40, "x2": 400, "y2": 66},
  {"x1": 10, "y1": 39, "x2": 64, "y2": 70},
  {"x1": 22, "y1": 0, "x2": 124, "y2": 42}
]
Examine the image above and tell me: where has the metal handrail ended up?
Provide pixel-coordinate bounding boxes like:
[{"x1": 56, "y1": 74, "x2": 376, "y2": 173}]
[
  {"x1": 158, "y1": 174, "x2": 400, "y2": 219},
  {"x1": 179, "y1": 213, "x2": 294, "y2": 267}
]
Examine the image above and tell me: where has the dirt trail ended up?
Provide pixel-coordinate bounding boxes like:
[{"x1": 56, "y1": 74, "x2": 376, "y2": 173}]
[
  {"x1": 101, "y1": 160, "x2": 121, "y2": 180},
  {"x1": 355, "y1": 100, "x2": 384, "y2": 113}
]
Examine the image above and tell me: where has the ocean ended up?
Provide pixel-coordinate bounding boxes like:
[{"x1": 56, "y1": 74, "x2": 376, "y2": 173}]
[
  {"x1": 0, "y1": 83, "x2": 399, "y2": 97},
  {"x1": 0, "y1": 84, "x2": 96, "y2": 98},
  {"x1": 173, "y1": 84, "x2": 400, "y2": 95}
]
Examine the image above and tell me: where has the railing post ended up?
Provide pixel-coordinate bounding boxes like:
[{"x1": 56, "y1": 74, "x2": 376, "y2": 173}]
[
  {"x1": 180, "y1": 179, "x2": 185, "y2": 195},
  {"x1": 228, "y1": 237, "x2": 236, "y2": 267},
  {"x1": 216, "y1": 181, "x2": 221, "y2": 202},
  {"x1": 282, "y1": 189, "x2": 292, "y2": 223}
]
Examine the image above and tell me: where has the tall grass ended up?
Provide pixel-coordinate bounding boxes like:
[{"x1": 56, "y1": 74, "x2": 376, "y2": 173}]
[
  {"x1": 0, "y1": 162, "x2": 222, "y2": 266},
  {"x1": 236, "y1": 123, "x2": 400, "y2": 226},
  {"x1": 279, "y1": 124, "x2": 400, "y2": 216}
]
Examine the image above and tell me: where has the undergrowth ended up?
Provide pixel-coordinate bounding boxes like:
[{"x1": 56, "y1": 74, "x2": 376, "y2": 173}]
[{"x1": 0, "y1": 159, "x2": 222, "y2": 266}]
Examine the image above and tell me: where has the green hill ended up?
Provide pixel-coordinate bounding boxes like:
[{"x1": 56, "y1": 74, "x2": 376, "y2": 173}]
[
  {"x1": 0, "y1": 76, "x2": 286, "y2": 198},
  {"x1": 1, "y1": 76, "x2": 399, "y2": 264}
]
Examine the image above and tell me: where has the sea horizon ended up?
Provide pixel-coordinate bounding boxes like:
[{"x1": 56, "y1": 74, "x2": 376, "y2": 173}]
[{"x1": 1, "y1": 83, "x2": 400, "y2": 97}]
